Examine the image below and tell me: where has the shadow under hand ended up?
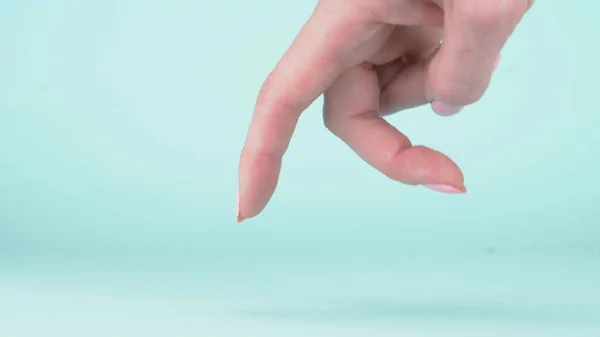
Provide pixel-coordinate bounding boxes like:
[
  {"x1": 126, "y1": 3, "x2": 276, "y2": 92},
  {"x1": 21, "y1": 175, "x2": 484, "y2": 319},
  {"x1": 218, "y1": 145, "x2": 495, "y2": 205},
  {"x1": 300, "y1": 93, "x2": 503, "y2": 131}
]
[{"x1": 234, "y1": 299, "x2": 538, "y2": 323}]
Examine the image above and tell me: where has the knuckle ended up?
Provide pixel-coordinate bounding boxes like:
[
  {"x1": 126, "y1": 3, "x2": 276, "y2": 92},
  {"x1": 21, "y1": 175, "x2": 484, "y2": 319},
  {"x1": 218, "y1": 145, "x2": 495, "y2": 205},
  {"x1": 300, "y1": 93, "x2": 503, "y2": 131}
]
[
  {"x1": 256, "y1": 71, "x2": 276, "y2": 104},
  {"x1": 322, "y1": 98, "x2": 334, "y2": 129},
  {"x1": 255, "y1": 71, "x2": 297, "y2": 117},
  {"x1": 322, "y1": 95, "x2": 342, "y2": 133},
  {"x1": 322, "y1": 114, "x2": 333, "y2": 131},
  {"x1": 322, "y1": 111, "x2": 337, "y2": 133}
]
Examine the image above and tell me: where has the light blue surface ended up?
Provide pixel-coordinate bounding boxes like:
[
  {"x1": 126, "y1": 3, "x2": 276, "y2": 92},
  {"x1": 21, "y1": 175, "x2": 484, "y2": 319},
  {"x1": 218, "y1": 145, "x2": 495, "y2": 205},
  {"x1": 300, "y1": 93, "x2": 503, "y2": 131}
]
[{"x1": 1, "y1": 0, "x2": 599, "y2": 336}]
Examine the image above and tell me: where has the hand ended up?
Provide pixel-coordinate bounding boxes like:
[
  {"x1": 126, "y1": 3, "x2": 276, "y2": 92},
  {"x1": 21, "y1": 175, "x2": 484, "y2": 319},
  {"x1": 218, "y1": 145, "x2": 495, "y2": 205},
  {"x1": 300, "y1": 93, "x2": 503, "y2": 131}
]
[{"x1": 237, "y1": 0, "x2": 533, "y2": 221}]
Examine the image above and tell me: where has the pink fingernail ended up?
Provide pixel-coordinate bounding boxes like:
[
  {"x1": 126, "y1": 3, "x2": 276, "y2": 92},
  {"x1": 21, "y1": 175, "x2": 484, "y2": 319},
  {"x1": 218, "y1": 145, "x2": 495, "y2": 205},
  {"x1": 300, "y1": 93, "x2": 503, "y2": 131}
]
[
  {"x1": 425, "y1": 184, "x2": 466, "y2": 194},
  {"x1": 236, "y1": 192, "x2": 244, "y2": 223},
  {"x1": 431, "y1": 100, "x2": 463, "y2": 116}
]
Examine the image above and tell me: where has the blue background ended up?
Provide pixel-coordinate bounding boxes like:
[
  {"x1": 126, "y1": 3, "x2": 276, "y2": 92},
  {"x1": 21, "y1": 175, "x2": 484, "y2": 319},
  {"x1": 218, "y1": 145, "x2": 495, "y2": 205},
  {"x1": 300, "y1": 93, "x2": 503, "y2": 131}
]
[{"x1": 1, "y1": 0, "x2": 599, "y2": 335}]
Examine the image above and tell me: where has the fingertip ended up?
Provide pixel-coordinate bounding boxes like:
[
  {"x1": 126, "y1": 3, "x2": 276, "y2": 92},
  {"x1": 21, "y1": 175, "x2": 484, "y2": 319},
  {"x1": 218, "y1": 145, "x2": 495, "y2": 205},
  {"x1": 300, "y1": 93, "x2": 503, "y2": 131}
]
[
  {"x1": 238, "y1": 150, "x2": 282, "y2": 221},
  {"x1": 388, "y1": 146, "x2": 465, "y2": 189},
  {"x1": 430, "y1": 100, "x2": 464, "y2": 116}
]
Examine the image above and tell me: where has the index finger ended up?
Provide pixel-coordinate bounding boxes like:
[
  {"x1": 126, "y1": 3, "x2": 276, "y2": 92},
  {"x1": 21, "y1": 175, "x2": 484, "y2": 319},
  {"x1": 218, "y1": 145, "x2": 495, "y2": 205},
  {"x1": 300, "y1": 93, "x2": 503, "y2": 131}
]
[{"x1": 237, "y1": 4, "x2": 370, "y2": 221}]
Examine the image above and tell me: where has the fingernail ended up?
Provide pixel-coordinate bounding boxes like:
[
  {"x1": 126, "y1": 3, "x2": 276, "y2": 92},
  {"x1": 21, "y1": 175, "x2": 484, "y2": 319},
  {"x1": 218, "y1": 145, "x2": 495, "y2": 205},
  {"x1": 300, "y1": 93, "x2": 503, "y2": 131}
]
[
  {"x1": 494, "y1": 54, "x2": 501, "y2": 70},
  {"x1": 431, "y1": 100, "x2": 463, "y2": 116},
  {"x1": 236, "y1": 192, "x2": 245, "y2": 223},
  {"x1": 424, "y1": 184, "x2": 466, "y2": 194}
]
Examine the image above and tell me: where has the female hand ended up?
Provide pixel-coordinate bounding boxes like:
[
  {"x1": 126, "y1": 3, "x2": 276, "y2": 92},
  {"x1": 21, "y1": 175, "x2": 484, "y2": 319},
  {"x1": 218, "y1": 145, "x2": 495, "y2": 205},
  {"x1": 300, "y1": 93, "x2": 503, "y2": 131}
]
[{"x1": 237, "y1": 0, "x2": 533, "y2": 221}]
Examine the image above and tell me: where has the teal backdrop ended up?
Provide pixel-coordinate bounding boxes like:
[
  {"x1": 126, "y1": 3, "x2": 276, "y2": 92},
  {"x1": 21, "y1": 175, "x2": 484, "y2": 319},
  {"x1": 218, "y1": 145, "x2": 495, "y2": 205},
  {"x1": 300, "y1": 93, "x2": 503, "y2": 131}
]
[{"x1": 1, "y1": 0, "x2": 599, "y2": 336}]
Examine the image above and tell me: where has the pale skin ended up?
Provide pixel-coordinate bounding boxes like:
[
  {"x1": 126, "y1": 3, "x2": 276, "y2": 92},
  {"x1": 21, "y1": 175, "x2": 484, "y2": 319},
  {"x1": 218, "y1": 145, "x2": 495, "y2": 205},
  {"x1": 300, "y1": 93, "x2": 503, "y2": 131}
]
[{"x1": 237, "y1": 0, "x2": 534, "y2": 221}]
